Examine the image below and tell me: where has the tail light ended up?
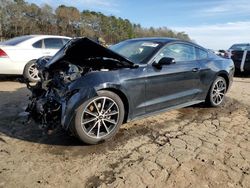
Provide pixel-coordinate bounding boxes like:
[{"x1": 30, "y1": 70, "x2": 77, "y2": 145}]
[{"x1": 0, "y1": 48, "x2": 8, "y2": 58}]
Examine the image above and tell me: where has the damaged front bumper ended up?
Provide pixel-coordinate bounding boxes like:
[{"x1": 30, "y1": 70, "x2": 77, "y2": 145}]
[{"x1": 26, "y1": 81, "x2": 97, "y2": 131}]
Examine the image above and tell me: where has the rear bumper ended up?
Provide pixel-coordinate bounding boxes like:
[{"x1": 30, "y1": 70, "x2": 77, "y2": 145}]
[{"x1": 0, "y1": 58, "x2": 25, "y2": 75}]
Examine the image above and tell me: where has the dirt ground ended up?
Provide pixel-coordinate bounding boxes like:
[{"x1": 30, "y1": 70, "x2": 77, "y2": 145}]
[{"x1": 0, "y1": 76, "x2": 250, "y2": 188}]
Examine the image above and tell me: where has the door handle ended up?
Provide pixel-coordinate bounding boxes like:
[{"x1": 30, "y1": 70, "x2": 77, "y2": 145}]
[{"x1": 192, "y1": 68, "x2": 200, "y2": 72}]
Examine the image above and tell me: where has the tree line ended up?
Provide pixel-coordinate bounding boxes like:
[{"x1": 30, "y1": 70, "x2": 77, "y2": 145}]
[{"x1": 0, "y1": 0, "x2": 191, "y2": 44}]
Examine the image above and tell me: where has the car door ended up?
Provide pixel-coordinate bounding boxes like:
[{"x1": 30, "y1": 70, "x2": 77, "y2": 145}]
[
  {"x1": 145, "y1": 42, "x2": 201, "y2": 113},
  {"x1": 43, "y1": 38, "x2": 65, "y2": 56},
  {"x1": 119, "y1": 64, "x2": 148, "y2": 119}
]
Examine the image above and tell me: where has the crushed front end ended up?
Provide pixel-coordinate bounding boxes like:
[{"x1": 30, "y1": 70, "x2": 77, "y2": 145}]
[
  {"x1": 25, "y1": 57, "x2": 82, "y2": 131},
  {"x1": 25, "y1": 37, "x2": 134, "y2": 133}
]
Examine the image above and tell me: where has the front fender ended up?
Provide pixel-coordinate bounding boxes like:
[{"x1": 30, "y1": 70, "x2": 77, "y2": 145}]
[
  {"x1": 61, "y1": 87, "x2": 97, "y2": 129},
  {"x1": 61, "y1": 71, "x2": 124, "y2": 129}
]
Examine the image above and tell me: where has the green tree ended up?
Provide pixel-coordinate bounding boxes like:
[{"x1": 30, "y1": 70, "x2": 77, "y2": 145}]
[{"x1": 56, "y1": 5, "x2": 80, "y2": 36}]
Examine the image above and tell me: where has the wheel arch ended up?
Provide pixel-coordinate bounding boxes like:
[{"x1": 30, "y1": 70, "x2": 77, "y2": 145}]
[
  {"x1": 99, "y1": 87, "x2": 129, "y2": 123},
  {"x1": 23, "y1": 59, "x2": 37, "y2": 70},
  {"x1": 216, "y1": 71, "x2": 230, "y2": 91}
]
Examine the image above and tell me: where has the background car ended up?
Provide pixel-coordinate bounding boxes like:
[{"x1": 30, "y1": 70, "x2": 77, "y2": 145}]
[
  {"x1": 26, "y1": 37, "x2": 234, "y2": 144},
  {"x1": 228, "y1": 43, "x2": 250, "y2": 74},
  {"x1": 0, "y1": 35, "x2": 71, "y2": 81},
  {"x1": 214, "y1": 49, "x2": 229, "y2": 58}
]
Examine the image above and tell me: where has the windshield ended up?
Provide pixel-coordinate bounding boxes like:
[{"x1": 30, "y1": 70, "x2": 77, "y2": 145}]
[
  {"x1": 110, "y1": 40, "x2": 161, "y2": 64},
  {"x1": 1, "y1": 35, "x2": 34, "y2": 46},
  {"x1": 229, "y1": 44, "x2": 250, "y2": 51}
]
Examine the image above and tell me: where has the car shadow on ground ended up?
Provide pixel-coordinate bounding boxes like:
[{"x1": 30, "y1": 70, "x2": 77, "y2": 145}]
[{"x1": 0, "y1": 75, "x2": 22, "y2": 81}]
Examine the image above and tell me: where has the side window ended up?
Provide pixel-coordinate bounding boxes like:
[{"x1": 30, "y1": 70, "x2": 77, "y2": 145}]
[
  {"x1": 32, "y1": 40, "x2": 43, "y2": 48},
  {"x1": 156, "y1": 43, "x2": 196, "y2": 62},
  {"x1": 196, "y1": 48, "x2": 208, "y2": 60},
  {"x1": 44, "y1": 38, "x2": 64, "y2": 49}
]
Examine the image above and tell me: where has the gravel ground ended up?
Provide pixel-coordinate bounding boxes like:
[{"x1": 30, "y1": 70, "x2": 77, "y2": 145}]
[{"x1": 0, "y1": 76, "x2": 249, "y2": 188}]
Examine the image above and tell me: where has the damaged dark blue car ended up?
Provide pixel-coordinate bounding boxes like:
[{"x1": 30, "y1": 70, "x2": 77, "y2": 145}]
[{"x1": 26, "y1": 37, "x2": 234, "y2": 144}]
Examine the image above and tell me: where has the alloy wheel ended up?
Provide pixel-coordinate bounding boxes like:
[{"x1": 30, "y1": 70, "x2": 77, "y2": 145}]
[
  {"x1": 211, "y1": 78, "x2": 226, "y2": 105},
  {"x1": 28, "y1": 63, "x2": 39, "y2": 80},
  {"x1": 81, "y1": 96, "x2": 120, "y2": 139}
]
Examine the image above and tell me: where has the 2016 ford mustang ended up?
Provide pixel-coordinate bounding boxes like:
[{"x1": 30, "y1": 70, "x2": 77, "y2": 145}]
[{"x1": 26, "y1": 37, "x2": 234, "y2": 144}]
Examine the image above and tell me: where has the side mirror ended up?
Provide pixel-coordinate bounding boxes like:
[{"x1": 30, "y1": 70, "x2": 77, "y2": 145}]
[{"x1": 152, "y1": 57, "x2": 175, "y2": 69}]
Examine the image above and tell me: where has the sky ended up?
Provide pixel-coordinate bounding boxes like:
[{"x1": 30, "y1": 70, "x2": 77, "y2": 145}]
[{"x1": 26, "y1": 0, "x2": 250, "y2": 50}]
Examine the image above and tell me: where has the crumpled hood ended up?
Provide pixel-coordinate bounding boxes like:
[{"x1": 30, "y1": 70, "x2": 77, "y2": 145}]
[{"x1": 45, "y1": 37, "x2": 134, "y2": 69}]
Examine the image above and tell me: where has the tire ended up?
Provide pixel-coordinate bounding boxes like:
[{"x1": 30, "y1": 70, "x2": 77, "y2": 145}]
[
  {"x1": 73, "y1": 90, "x2": 125, "y2": 144},
  {"x1": 206, "y1": 76, "x2": 227, "y2": 107},
  {"x1": 23, "y1": 60, "x2": 40, "y2": 82}
]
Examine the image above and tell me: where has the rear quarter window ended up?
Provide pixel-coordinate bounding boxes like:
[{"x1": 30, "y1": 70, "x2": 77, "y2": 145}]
[
  {"x1": 44, "y1": 38, "x2": 64, "y2": 49},
  {"x1": 32, "y1": 40, "x2": 43, "y2": 48},
  {"x1": 196, "y1": 48, "x2": 208, "y2": 60}
]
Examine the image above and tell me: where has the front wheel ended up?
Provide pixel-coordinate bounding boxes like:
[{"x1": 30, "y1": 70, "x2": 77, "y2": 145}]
[
  {"x1": 73, "y1": 90, "x2": 125, "y2": 144},
  {"x1": 206, "y1": 76, "x2": 227, "y2": 107}
]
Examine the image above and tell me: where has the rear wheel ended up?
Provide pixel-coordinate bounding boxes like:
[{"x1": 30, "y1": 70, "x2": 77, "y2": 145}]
[
  {"x1": 73, "y1": 90, "x2": 125, "y2": 144},
  {"x1": 206, "y1": 76, "x2": 227, "y2": 107},
  {"x1": 23, "y1": 60, "x2": 40, "y2": 82}
]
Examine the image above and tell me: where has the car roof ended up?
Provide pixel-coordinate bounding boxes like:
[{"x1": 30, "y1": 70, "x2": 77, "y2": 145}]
[
  {"x1": 15, "y1": 35, "x2": 71, "y2": 47},
  {"x1": 231, "y1": 43, "x2": 250, "y2": 45},
  {"x1": 125, "y1": 37, "x2": 179, "y2": 44},
  {"x1": 124, "y1": 37, "x2": 206, "y2": 50},
  {"x1": 29, "y1": 35, "x2": 71, "y2": 39}
]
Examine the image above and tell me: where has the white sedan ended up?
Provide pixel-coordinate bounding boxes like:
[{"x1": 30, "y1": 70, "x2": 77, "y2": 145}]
[{"x1": 0, "y1": 35, "x2": 71, "y2": 81}]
